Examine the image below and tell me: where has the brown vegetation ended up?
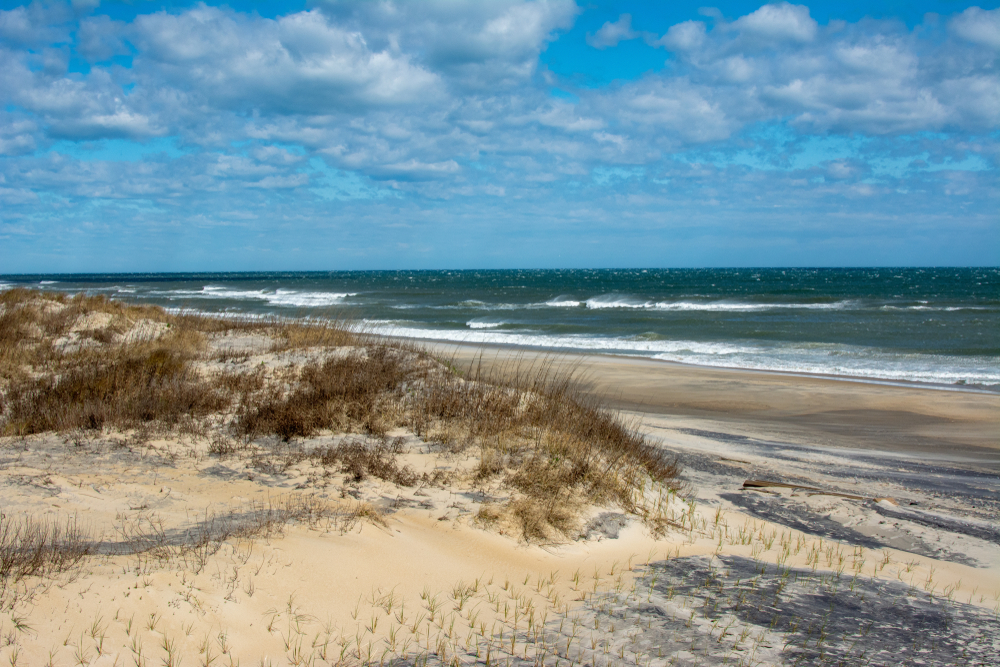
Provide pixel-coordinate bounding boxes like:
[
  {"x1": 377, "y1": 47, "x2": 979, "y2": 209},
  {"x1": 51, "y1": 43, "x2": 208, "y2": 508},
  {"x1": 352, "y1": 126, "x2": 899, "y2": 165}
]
[
  {"x1": 0, "y1": 514, "x2": 93, "y2": 604},
  {"x1": 0, "y1": 287, "x2": 681, "y2": 545}
]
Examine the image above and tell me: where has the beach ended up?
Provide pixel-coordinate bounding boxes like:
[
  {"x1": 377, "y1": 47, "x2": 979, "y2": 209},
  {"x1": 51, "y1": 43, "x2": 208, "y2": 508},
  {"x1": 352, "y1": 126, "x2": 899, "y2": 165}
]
[
  {"x1": 1, "y1": 289, "x2": 998, "y2": 666},
  {"x1": 422, "y1": 340, "x2": 1000, "y2": 461}
]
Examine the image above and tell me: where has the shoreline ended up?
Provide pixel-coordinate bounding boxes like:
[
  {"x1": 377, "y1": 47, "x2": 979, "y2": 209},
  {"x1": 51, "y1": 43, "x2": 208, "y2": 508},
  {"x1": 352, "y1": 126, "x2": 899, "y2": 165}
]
[
  {"x1": 402, "y1": 337, "x2": 1000, "y2": 469},
  {"x1": 388, "y1": 334, "x2": 1000, "y2": 396},
  {"x1": 5, "y1": 279, "x2": 998, "y2": 393}
]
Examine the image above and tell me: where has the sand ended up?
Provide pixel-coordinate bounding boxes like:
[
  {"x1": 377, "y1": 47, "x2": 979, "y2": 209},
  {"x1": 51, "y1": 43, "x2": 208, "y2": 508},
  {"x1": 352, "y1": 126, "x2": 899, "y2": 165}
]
[{"x1": 1, "y1": 336, "x2": 998, "y2": 666}]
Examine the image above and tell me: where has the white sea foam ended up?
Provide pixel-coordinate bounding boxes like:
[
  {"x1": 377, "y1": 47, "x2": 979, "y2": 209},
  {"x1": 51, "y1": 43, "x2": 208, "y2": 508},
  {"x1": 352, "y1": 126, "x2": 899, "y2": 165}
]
[
  {"x1": 379, "y1": 297, "x2": 861, "y2": 313},
  {"x1": 38, "y1": 280, "x2": 58, "y2": 285},
  {"x1": 266, "y1": 289, "x2": 355, "y2": 307},
  {"x1": 365, "y1": 321, "x2": 1000, "y2": 387},
  {"x1": 151, "y1": 286, "x2": 354, "y2": 307},
  {"x1": 880, "y1": 305, "x2": 992, "y2": 312},
  {"x1": 652, "y1": 300, "x2": 854, "y2": 312},
  {"x1": 581, "y1": 295, "x2": 857, "y2": 312},
  {"x1": 467, "y1": 320, "x2": 504, "y2": 329},
  {"x1": 544, "y1": 298, "x2": 583, "y2": 307},
  {"x1": 585, "y1": 296, "x2": 651, "y2": 309}
]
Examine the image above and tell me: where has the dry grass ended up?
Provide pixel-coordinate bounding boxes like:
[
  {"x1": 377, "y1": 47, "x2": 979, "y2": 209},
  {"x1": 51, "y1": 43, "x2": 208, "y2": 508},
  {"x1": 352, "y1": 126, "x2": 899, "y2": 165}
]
[
  {"x1": 312, "y1": 436, "x2": 419, "y2": 486},
  {"x1": 411, "y1": 357, "x2": 682, "y2": 535},
  {"x1": 0, "y1": 287, "x2": 682, "y2": 542},
  {"x1": 232, "y1": 346, "x2": 413, "y2": 440},
  {"x1": 0, "y1": 514, "x2": 94, "y2": 604},
  {"x1": 2, "y1": 345, "x2": 225, "y2": 435}
]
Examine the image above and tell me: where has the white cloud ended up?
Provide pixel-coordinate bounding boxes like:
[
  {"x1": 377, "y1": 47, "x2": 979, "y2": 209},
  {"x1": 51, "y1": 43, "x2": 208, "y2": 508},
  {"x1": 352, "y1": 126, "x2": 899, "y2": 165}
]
[
  {"x1": 315, "y1": 0, "x2": 578, "y2": 89},
  {"x1": 657, "y1": 21, "x2": 706, "y2": 51},
  {"x1": 0, "y1": 116, "x2": 38, "y2": 157},
  {"x1": 76, "y1": 15, "x2": 130, "y2": 62},
  {"x1": 587, "y1": 14, "x2": 638, "y2": 49},
  {"x1": 367, "y1": 159, "x2": 461, "y2": 181},
  {"x1": 615, "y1": 80, "x2": 739, "y2": 144},
  {"x1": 247, "y1": 174, "x2": 310, "y2": 189},
  {"x1": 732, "y1": 3, "x2": 818, "y2": 44},
  {"x1": 949, "y1": 7, "x2": 1000, "y2": 49},
  {"x1": 0, "y1": 4, "x2": 71, "y2": 49},
  {"x1": 535, "y1": 103, "x2": 604, "y2": 131},
  {"x1": 130, "y1": 8, "x2": 441, "y2": 114},
  {"x1": 642, "y1": 7, "x2": 1000, "y2": 135},
  {"x1": 0, "y1": 55, "x2": 164, "y2": 140}
]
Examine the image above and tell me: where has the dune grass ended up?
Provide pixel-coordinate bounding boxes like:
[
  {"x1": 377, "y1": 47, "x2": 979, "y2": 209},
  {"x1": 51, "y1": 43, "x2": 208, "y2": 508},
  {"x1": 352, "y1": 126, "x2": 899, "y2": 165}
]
[{"x1": 0, "y1": 287, "x2": 681, "y2": 548}]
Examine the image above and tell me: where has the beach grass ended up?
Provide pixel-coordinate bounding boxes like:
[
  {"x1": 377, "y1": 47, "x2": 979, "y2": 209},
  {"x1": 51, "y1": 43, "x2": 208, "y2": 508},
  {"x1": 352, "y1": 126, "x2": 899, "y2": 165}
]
[{"x1": 0, "y1": 288, "x2": 682, "y2": 543}]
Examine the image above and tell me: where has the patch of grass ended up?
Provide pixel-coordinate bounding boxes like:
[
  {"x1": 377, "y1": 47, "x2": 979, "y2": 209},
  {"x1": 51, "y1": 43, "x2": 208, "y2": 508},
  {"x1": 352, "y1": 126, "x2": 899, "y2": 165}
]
[
  {"x1": 232, "y1": 346, "x2": 414, "y2": 440},
  {"x1": 313, "y1": 437, "x2": 418, "y2": 486},
  {"x1": 0, "y1": 514, "x2": 94, "y2": 604},
  {"x1": 2, "y1": 344, "x2": 226, "y2": 435},
  {"x1": 411, "y1": 356, "x2": 682, "y2": 538}
]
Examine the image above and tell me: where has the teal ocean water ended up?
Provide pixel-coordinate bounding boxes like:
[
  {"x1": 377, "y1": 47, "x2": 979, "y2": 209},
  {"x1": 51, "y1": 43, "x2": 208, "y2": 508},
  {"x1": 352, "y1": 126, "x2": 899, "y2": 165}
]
[{"x1": 3, "y1": 268, "x2": 997, "y2": 390}]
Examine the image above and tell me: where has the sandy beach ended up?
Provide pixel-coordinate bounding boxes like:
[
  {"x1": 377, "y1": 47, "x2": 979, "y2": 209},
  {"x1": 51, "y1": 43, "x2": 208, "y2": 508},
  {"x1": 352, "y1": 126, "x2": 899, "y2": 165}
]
[
  {"x1": 1, "y1": 292, "x2": 998, "y2": 666},
  {"x1": 419, "y1": 340, "x2": 1000, "y2": 463}
]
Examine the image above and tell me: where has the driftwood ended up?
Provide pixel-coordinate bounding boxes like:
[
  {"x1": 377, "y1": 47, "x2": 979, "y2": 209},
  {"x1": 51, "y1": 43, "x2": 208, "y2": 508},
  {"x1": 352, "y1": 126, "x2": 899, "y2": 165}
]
[{"x1": 742, "y1": 479, "x2": 895, "y2": 504}]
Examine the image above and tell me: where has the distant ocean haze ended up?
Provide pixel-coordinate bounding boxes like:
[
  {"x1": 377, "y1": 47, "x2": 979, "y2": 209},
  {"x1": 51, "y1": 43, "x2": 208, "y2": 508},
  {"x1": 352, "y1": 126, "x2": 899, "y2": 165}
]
[{"x1": 4, "y1": 268, "x2": 997, "y2": 390}]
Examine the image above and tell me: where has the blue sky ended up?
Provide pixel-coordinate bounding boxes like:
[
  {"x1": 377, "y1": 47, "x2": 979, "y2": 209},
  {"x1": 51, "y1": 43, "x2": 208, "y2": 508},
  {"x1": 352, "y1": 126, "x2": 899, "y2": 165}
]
[{"x1": 0, "y1": 0, "x2": 997, "y2": 272}]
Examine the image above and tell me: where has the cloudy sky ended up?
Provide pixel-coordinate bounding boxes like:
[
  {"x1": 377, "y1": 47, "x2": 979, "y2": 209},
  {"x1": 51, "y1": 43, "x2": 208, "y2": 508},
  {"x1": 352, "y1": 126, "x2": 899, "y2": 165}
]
[{"x1": 0, "y1": 0, "x2": 997, "y2": 272}]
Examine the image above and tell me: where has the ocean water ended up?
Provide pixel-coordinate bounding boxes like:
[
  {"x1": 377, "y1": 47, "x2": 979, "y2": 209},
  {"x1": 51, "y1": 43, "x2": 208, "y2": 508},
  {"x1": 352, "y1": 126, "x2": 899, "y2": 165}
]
[{"x1": 3, "y1": 268, "x2": 998, "y2": 391}]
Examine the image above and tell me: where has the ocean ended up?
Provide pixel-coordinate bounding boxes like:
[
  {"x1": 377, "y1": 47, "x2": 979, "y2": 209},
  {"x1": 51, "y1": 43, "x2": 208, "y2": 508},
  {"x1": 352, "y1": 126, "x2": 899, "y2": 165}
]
[{"x1": 2, "y1": 268, "x2": 997, "y2": 391}]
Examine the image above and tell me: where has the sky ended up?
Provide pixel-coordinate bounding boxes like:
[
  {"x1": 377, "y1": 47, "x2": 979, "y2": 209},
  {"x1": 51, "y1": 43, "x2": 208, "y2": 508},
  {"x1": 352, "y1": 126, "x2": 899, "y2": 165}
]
[{"x1": 0, "y1": 0, "x2": 997, "y2": 272}]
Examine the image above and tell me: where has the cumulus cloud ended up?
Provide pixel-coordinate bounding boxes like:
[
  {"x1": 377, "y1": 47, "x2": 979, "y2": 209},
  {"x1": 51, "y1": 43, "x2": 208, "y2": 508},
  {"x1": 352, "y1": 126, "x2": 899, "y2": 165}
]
[
  {"x1": 643, "y1": 7, "x2": 999, "y2": 135},
  {"x1": 949, "y1": 6, "x2": 1000, "y2": 49},
  {"x1": 129, "y1": 7, "x2": 441, "y2": 114},
  {"x1": 315, "y1": 0, "x2": 578, "y2": 89},
  {"x1": 586, "y1": 14, "x2": 638, "y2": 49},
  {"x1": 657, "y1": 21, "x2": 706, "y2": 51},
  {"x1": 611, "y1": 79, "x2": 741, "y2": 144},
  {"x1": 732, "y1": 3, "x2": 818, "y2": 44},
  {"x1": 76, "y1": 15, "x2": 130, "y2": 62},
  {"x1": 0, "y1": 116, "x2": 37, "y2": 157},
  {"x1": 0, "y1": 52, "x2": 164, "y2": 140},
  {"x1": 0, "y1": 3, "x2": 72, "y2": 49}
]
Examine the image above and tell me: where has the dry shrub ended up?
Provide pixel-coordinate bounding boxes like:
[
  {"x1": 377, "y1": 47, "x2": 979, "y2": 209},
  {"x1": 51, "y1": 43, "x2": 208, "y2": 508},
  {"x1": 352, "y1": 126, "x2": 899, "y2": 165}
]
[
  {"x1": 2, "y1": 344, "x2": 225, "y2": 435},
  {"x1": 313, "y1": 437, "x2": 417, "y2": 486},
  {"x1": 0, "y1": 514, "x2": 94, "y2": 602},
  {"x1": 508, "y1": 497, "x2": 578, "y2": 542},
  {"x1": 214, "y1": 366, "x2": 266, "y2": 395},
  {"x1": 233, "y1": 346, "x2": 412, "y2": 440},
  {"x1": 414, "y1": 358, "x2": 681, "y2": 525}
]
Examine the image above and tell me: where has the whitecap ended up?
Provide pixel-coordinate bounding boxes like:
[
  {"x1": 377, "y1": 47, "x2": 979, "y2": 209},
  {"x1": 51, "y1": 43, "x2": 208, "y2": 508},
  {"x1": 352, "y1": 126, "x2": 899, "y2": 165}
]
[
  {"x1": 544, "y1": 297, "x2": 583, "y2": 308},
  {"x1": 265, "y1": 290, "x2": 356, "y2": 308},
  {"x1": 467, "y1": 320, "x2": 504, "y2": 329},
  {"x1": 585, "y1": 295, "x2": 651, "y2": 309},
  {"x1": 149, "y1": 286, "x2": 355, "y2": 307}
]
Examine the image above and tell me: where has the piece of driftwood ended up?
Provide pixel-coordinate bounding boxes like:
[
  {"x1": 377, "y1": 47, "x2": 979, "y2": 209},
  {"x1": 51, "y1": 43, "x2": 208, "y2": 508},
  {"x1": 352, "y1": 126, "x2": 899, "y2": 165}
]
[{"x1": 742, "y1": 479, "x2": 894, "y2": 504}]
